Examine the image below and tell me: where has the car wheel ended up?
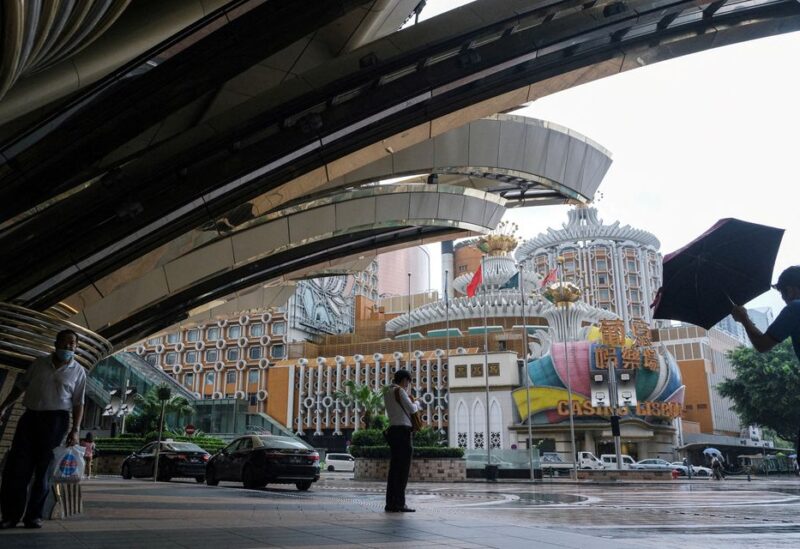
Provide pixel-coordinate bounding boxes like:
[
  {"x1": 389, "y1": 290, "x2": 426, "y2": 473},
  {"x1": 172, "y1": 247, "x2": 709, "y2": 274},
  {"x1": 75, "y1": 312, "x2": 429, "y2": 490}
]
[
  {"x1": 206, "y1": 466, "x2": 219, "y2": 486},
  {"x1": 195, "y1": 476, "x2": 205, "y2": 483},
  {"x1": 121, "y1": 463, "x2": 132, "y2": 480},
  {"x1": 242, "y1": 465, "x2": 264, "y2": 489},
  {"x1": 296, "y1": 480, "x2": 312, "y2": 491},
  {"x1": 327, "y1": 465, "x2": 335, "y2": 472}
]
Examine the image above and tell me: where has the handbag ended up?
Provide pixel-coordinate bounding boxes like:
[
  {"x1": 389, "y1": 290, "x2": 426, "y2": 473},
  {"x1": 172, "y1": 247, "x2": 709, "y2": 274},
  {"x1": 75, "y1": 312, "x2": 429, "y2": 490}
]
[{"x1": 394, "y1": 387, "x2": 423, "y2": 433}]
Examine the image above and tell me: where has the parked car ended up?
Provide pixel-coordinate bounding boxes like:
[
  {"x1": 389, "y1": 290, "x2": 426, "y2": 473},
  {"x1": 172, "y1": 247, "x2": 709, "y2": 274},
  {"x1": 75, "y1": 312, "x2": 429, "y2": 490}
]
[
  {"x1": 121, "y1": 441, "x2": 209, "y2": 482},
  {"x1": 578, "y1": 452, "x2": 604, "y2": 470},
  {"x1": 600, "y1": 454, "x2": 638, "y2": 469},
  {"x1": 206, "y1": 435, "x2": 320, "y2": 490},
  {"x1": 325, "y1": 453, "x2": 355, "y2": 472},
  {"x1": 669, "y1": 462, "x2": 712, "y2": 477},
  {"x1": 635, "y1": 458, "x2": 675, "y2": 471}
]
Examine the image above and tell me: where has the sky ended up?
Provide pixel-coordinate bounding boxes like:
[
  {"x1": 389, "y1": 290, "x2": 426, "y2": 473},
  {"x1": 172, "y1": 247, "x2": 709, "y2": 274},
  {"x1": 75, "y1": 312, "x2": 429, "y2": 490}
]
[{"x1": 417, "y1": 0, "x2": 800, "y2": 317}]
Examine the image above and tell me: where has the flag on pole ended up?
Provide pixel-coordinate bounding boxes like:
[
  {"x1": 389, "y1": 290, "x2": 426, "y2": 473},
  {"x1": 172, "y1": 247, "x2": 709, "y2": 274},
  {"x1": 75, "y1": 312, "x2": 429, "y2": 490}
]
[
  {"x1": 499, "y1": 272, "x2": 519, "y2": 290},
  {"x1": 466, "y1": 265, "x2": 483, "y2": 297},
  {"x1": 540, "y1": 266, "x2": 558, "y2": 287}
]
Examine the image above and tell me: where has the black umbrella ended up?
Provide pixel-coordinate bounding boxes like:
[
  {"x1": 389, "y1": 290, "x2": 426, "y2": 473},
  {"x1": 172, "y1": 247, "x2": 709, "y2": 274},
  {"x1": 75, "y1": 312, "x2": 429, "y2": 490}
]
[{"x1": 652, "y1": 218, "x2": 784, "y2": 329}]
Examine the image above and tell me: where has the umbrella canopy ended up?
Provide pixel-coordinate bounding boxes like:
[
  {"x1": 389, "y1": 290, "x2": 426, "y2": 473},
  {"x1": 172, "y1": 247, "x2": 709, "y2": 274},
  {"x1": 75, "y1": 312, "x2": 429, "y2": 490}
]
[
  {"x1": 703, "y1": 447, "x2": 723, "y2": 457},
  {"x1": 653, "y1": 218, "x2": 784, "y2": 329}
]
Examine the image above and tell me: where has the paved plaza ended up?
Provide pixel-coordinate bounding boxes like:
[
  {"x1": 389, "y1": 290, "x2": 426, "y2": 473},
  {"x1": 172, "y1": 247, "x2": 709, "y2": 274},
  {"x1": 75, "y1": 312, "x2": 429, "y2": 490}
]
[{"x1": 2, "y1": 474, "x2": 800, "y2": 548}]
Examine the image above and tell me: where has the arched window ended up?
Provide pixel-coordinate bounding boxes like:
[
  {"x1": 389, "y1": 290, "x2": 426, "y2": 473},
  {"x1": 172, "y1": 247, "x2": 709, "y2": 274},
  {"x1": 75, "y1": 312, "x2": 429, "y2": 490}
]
[
  {"x1": 472, "y1": 400, "x2": 485, "y2": 450},
  {"x1": 489, "y1": 399, "x2": 503, "y2": 449},
  {"x1": 455, "y1": 401, "x2": 468, "y2": 449}
]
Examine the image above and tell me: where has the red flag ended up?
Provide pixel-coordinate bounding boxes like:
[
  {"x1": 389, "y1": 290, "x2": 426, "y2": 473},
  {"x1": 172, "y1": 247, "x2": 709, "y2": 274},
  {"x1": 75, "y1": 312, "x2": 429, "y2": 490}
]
[
  {"x1": 466, "y1": 265, "x2": 483, "y2": 297},
  {"x1": 540, "y1": 267, "x2": 558, "y2": 288}
]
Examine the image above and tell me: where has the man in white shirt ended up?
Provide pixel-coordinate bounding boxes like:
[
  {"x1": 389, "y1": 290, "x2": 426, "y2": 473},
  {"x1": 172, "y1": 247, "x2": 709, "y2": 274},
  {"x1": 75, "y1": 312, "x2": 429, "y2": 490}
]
[
  {"x1": 0, "y1": 329, "x2": 85, "y2": 529},
  {"x1": 383, "y1": 369, "x2": 419, "y2": 512}
]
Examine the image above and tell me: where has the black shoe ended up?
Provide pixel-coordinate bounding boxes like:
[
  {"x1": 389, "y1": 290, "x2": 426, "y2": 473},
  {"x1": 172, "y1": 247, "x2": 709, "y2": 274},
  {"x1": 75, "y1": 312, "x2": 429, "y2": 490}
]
[
  {"x1": 384, "y1": 506, "x2": 400, "y2": 512},
  {"x1": 399, "y1": 506, "x2": 416, "y2": 512},
  {"x1": 0, "y1": 520, "x2": 18, "y2": 529},
  {"x1": 23, "y1": 519, "x2": 43, "y2": 529}
]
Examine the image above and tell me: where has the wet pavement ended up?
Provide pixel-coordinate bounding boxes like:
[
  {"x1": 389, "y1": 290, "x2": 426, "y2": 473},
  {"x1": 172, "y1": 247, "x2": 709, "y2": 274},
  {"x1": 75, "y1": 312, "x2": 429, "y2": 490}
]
[{"x1": 2, "y1": 474, "x2": 800, "y2": 548}]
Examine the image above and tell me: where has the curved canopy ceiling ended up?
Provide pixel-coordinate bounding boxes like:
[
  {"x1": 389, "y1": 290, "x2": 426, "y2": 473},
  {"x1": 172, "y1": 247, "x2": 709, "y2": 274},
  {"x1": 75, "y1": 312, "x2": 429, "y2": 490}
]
[{"x1": 1, "y1": 0, "x2": 798, "y2": 349}]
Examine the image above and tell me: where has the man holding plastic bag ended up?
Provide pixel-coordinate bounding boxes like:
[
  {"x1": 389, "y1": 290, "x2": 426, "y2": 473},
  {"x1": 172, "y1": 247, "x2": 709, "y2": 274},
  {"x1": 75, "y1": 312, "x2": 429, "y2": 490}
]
[{"x1": 0, "y1": 329, "x2": 86, "y2": 529}]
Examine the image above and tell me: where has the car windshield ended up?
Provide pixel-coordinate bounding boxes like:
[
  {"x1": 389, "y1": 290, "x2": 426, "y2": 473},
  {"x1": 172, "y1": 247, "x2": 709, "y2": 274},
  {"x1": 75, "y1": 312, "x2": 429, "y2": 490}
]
[
  {"x1": 257, "y1": 436, "x2": 311, "y2": 450},
  {"x1": 164, "y1": 442, "x2": 204, "y2": 452}
]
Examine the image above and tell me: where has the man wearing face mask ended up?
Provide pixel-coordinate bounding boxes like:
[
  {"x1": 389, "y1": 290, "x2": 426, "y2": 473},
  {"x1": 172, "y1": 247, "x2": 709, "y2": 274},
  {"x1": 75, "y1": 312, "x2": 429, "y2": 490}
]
[{"x1": 0, "y1": 329, "x2": 86, "y2": 529}]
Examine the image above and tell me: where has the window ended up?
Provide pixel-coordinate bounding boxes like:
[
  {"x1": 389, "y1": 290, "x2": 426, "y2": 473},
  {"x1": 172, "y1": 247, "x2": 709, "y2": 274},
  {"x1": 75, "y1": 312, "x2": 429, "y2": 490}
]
[
  {"x1": 597, "y1": 274, "x2": 607, "y2": 286},
  {"x1": 184, "y1": 373, "x2": 194, "y2": 388},
  {"x1": 626, "y1": 259, "x2": 637, "y2": 271},
  {"x1": 457, "y1": 265, "x2": 467, "y2": 273},
  {"x1": 207, "y1": 327, "x2": 221, "y2": 341},
  {"x1": 248, "y1": 347, "x2": 262, "y2": 360},
  {"x1": 205, "y1": 372, "x2": 215, "y2": 386},
  {"x1": 272, "y1": 322, "x2": 286, "y2": 335},
  {"x1": 271, "y1": 344, "x2": 285, "y2": 359},
  {"x1": 146, "y1": 336, "x2": 162, "y2": 346},
  {"x1": 205, "y1": 349, "x2": 219, "y2": 362},
  {"x1": 564, "y1": 261, "x2": 575, "y2": 273},
  {"x1": 249, "y1": 323, "x2": 264, "y2": 337},
  {"x1": 187, "y1": 329, "x2": 200, "y2": 342},
  {"x1": 167, "y1": 332, "x2": 180, "y2": 344},
  {"x1": 226, "y1": 348, "x2": 240, "y2": 361},
  {"x1": 186, "y1": 351, "x2": 199, "y2": 364},
  {"x1": 227, "y1": 325, "x2": 241, "y2": 339},
  {"x1": 226, "y1": 371, "x2": 236, "y2": 384},
  {"x1": 630, "y1": 290, "x2": 640, "y2": 301},
  {"x1": 697, "y1": 403, "x2": 708, "y2": 410},
  {"x1": 248, "y1": 393, "x2": 257, "y2": 406},
  {"x1": 596, "y1": 259, "x2": 607, "y2": 271},
  {"x1": 597, "y1": 289, "x2": 610, "y2": 301},
  {"x1": 248, "y1": 369, "x2": 259, "y2": 384},
  {"x1": 165, "y1": 352, "x2": 178, "y2": 365},
  {"x1": 144, "y1": 354, "x2": 157, "y2": 366}
]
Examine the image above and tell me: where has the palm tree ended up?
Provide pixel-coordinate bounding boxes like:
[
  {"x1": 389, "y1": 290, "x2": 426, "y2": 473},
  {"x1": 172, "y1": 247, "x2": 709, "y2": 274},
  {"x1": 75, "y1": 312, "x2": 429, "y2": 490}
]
[
  {"x1": 333, "y1": 380, "x2": 387, "y2": 429},
  {"x1": 130, "y1": 386, "x2": 194, "y2": 433}
]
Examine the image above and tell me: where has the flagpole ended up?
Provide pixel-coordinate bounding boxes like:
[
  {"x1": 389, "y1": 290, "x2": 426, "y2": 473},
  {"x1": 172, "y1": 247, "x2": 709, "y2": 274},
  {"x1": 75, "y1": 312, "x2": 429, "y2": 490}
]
[
  {"x1": 445, "y1": 269, "x2": 450, "y2": 381},
  {"x1": 407, "y1": 272, "x2": 412, "y2": 367},
  {"x1": 519, "y1": 262, "x2": 535, "y2": 481},
  {"x1": 557, "y1": 256, "x2": 578, "y2": 480},
  {"x1": 482, "y1": 255, "x2": 492, "y2": 479}
]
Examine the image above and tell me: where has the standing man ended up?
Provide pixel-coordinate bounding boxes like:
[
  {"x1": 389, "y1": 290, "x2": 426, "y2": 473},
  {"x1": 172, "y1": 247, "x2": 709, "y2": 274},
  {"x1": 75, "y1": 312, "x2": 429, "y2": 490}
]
[
  {"x1": 383, "y1": 369, "x2": 419, "y2": 513},
  {"x1": 732, "y1": 266, "x2": 800, "y2": 360},
  {"x1": 0, "y1": 329, "x2": 86, "y2": 529}
]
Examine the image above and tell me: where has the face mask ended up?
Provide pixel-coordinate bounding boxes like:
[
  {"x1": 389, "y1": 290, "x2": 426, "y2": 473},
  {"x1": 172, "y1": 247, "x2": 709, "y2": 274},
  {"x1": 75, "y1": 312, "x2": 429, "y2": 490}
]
[{"x1": 55, "y1": 349, "x2": 74, "y2": 362}]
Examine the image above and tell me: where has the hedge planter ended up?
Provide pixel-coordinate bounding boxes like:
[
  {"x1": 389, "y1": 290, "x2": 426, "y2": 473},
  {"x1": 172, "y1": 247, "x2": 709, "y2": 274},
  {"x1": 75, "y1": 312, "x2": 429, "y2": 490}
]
[{"x1": 354, "y1": 457, "x2": 466, "y2": 482}]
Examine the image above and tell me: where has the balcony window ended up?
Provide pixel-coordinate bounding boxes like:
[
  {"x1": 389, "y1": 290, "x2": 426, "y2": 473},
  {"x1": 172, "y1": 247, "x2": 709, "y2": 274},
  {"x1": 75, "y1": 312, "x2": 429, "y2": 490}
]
[
  {"x1": 249, "y1": 323, "x2": 265, "y2": 337},
  {"x1": 272, "y1": 321, "x2": 286, "y2": 335},
  {"x1": 207, "y1": 327, "x2": 221, "y2": 341},
  {"x1": 165, "y1": 352, "x2": 178, "y2": 365},
  {"x1": 271, "y1": 344, "x2": 285, "y2": 359},
  {"x1": 187, "y1": 329, "x2": 200, "y2": 342},
  {"x1": 226, "y1": 348, "x2": 240, "y2": 361},
  {"x1": 248, "y1": 347, "x2": 263, "y2": 360},
  {"x1": 227, "y1": 325, "x2": 241, "y2": 339}
]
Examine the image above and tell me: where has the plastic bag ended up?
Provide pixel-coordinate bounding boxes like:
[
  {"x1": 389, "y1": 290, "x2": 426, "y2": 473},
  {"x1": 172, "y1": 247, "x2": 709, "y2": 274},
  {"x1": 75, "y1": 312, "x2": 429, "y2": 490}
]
[{"x1": 52, "y1": 445, "x2": 85, "y2": 483}]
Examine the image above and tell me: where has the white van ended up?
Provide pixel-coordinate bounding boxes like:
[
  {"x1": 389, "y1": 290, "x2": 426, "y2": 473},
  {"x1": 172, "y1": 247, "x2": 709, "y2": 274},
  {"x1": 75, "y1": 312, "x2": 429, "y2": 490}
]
[
  {"x1": 600, "y1": 454, "x2": 637, "y2": 470},
  {"x1": 578, "y1": 452, "x2": 604, "y2": 470},
  {"x1": 325, "y1": 453, "x2": 355, "y2": 472}
]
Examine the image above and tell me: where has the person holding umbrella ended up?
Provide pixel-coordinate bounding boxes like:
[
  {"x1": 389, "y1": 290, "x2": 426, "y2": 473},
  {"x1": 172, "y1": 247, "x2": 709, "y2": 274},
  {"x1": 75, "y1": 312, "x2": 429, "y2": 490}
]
[{"x1": 731, "y1": 266, "x2": 800, "y2": 361}]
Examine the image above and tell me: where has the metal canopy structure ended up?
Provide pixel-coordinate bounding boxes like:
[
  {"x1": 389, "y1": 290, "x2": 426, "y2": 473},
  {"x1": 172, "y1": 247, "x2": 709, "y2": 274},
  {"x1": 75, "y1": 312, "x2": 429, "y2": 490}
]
[{"x1": 0, "y1": 0, "x2": 798, "y2": 349}]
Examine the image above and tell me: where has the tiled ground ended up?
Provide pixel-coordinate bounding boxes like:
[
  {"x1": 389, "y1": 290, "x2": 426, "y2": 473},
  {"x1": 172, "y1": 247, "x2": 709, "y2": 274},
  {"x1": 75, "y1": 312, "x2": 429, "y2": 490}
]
[{"x1": 2, "y1": 474, "x2": 800, "y2": 548}]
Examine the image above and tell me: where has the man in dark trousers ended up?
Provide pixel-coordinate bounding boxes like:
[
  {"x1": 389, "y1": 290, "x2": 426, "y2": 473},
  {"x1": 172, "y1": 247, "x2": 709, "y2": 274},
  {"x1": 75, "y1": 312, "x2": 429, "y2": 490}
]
[
  {"x1": 0, "y1": 329, "x2": 85, "y2": 529},
  {"x1": 383, "y1": 369, "x2": 419, "y2": 513}
]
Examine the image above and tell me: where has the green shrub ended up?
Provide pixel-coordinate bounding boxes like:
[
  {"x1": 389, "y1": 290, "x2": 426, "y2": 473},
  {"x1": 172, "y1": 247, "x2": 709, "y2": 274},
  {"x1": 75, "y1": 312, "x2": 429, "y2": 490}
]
[
  {"x1": 351, "y1": 429, "x2": 386, "y2": 447},
  {"x1": 351, "y1": 446, "x2": 464, "y2": 459},
  {"x1": 95, "y1": 434, "x2": 225, "y2": 454},
  {"x1": 413, "y1": 427, "x2": 446, "y2": 447}
]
